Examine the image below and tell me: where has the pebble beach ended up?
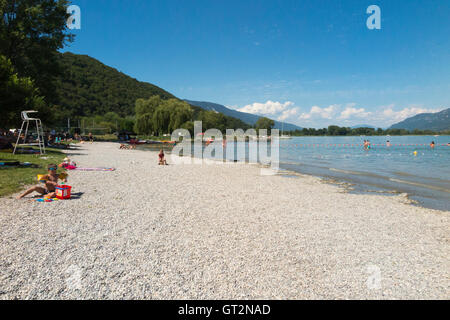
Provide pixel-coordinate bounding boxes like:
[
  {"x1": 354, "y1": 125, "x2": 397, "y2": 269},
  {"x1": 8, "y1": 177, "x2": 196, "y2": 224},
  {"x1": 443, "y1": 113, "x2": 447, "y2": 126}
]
[{"x1": 0, "y1": 142, "x2": 449, "y2": 299}]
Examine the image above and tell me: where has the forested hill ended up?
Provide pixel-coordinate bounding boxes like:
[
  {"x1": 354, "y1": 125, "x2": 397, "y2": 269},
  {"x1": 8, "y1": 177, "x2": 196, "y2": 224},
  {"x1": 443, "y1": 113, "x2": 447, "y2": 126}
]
[
  {"x1": 54, "y1": 52, "x2": 175, "y2": 118},
  {"x1": 389, "y1": 108, "x2": 450, "y2": 132}
]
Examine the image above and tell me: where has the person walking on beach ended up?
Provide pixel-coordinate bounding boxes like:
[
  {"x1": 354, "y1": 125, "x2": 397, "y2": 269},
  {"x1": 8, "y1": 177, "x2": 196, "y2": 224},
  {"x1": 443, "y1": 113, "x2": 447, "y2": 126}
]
[{"x1": 89, "y1": 132, "x2": 94, "y2": 144}]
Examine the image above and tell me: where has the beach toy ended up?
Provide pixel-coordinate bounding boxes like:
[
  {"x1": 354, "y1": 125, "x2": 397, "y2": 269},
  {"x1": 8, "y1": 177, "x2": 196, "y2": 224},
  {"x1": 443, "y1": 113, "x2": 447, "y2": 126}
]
[
  {"x1": 36, "y1": 197, "x2": 59, "y2": 202},
  {"x1": 59, "y1": 172, "x2": 68, "y2": 180},
  {"x1": 37, "y1": 174, "x2": 48, "y2": 182},
  {"x1": 55, "y1": 185, "x2": 72, "y2": 199}
]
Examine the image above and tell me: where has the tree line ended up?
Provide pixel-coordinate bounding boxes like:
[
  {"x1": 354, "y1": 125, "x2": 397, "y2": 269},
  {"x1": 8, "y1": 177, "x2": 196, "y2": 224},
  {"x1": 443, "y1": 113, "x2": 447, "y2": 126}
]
[{"x1": 287, "y1": 126, "x2": 450, "y2": 136}]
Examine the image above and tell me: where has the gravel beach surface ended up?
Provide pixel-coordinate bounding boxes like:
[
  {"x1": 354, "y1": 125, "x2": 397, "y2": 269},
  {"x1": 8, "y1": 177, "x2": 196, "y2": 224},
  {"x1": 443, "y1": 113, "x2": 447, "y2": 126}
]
[{"x1": 0, "y1": 142, "x2": 449, "y2": 299}]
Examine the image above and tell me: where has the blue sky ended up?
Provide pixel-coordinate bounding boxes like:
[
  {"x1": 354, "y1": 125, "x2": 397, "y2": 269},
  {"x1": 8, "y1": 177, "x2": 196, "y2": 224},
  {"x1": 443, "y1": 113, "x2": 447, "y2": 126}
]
[{"x1": 63, "y1": 0, "x2": 450, "y2": 128}]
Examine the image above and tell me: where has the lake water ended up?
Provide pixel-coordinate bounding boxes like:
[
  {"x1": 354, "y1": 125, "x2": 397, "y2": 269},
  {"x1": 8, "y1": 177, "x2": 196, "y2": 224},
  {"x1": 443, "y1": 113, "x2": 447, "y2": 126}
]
[
  {"x1": 279, "y1": 136, "x2": 450, "y2": 211},
  {"x1": 140, "y1": 135, "x2": 450, "y2": 211}
]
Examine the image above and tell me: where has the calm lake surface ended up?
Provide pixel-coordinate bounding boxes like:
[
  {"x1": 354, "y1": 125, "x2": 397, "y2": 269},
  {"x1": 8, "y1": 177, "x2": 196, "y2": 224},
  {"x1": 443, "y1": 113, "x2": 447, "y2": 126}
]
[
  {"x1": 140, "y1": 135, "x2": 450, "y2": 210},
  {"x1": 278, "y1": 136, "x2": 450, "y2": 211}
]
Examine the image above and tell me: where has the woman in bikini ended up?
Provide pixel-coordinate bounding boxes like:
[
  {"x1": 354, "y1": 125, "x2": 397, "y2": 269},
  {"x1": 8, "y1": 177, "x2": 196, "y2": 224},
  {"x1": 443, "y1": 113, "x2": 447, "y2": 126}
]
[{"x1": 158, "y1": 149, "x2": 168, "y2": 165}]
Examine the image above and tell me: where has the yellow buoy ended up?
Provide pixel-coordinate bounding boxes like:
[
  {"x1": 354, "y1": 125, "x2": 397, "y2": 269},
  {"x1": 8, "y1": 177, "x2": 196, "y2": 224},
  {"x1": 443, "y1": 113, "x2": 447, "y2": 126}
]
[{"x1": 413, "y1": 151, "x2": 418, "y2": 156}]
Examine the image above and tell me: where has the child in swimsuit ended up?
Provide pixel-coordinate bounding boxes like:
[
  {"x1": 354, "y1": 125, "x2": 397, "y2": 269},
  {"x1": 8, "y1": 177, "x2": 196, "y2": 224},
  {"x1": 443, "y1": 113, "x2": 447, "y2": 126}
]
[{"x1": 16, "y1": 164, "x2": 68, "y2": 199}]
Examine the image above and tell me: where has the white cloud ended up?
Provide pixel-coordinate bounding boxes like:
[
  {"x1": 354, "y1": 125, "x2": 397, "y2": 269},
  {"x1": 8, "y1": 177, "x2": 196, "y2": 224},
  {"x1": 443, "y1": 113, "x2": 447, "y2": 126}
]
[
  {"x1": 278, "y1": 108, "x2": 299, "y2": 121},
  {"x1": 339, "y1": 106, "x2": 372, "y2": 119},
  {"x1": 237, "y1": 100, "x2": 294, "y2": 115},
  {"x1": 299, "y1": 105, "x2": 338, "y2": 120},
  {"x1": 235, "y1": 100, "x2": 446, "y2": 128}
]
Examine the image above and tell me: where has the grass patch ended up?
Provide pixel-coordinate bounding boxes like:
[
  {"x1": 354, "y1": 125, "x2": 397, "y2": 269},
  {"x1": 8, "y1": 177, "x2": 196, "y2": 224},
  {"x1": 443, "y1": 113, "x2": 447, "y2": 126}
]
[
  {"x1": 0, "y1": 148, "x2": 67, "y2": 198},
  {"x1": 93, "y1": 134, "x2": 118, "y2": 142}
]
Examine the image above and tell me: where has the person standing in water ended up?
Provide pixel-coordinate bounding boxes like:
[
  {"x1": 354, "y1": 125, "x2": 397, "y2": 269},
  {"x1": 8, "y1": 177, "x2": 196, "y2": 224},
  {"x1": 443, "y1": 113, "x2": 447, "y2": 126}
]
[
  {"x1": 363, "y1": 140, "x2": 371, "y2": 150},
  {"x1": 430, "y1": 141, "x2": 435, "y2": 148}
]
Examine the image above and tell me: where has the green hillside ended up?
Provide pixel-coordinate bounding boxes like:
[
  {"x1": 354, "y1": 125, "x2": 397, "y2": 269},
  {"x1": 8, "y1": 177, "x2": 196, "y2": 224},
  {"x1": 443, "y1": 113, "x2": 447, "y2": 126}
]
[
  {"x1": 51, "y1": 52, "x2": 250, "y2": 133},
  {"x1": 390, "y1": 108, "x2": 450, "y2": 132},
  {"x1": 54, "y1": 52, "x2": 175, "y2": 118}
]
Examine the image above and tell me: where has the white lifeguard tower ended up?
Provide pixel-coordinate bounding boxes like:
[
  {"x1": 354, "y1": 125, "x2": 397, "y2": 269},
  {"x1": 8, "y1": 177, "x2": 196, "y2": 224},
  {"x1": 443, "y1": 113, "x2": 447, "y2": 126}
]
[{"x1": 13, "y1": 110, "x2": 46, "y2": 155}]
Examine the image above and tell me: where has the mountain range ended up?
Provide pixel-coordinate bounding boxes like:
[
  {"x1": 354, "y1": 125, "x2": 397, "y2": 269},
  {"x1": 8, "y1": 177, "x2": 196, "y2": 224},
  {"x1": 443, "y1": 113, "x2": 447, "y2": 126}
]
[
  {"x1": 185, "y1": 100, "x2": 302, "y2": 131},
  {"x1": 54, "y1": 53, "x2": 448, "y2": 133},
  {"x1": 389, "y1": 108, "x2": 449, "y2": 132}
]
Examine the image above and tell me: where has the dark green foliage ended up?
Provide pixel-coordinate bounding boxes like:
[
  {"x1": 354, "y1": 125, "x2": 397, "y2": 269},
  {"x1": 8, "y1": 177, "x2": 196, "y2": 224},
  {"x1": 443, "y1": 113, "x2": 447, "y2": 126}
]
[
  {"x1": 134, "y1": 97, "x2": 193, "y2": 136},
  {"x1": 0, "y1": 54, "x2": 46, "y2": 127},
  {"x1": 53, "y1": 52, "x2": 175, "y2": 122},
  {"x1": 79, "y1": 112, "x2": 135, "y2": 134},
  {"x1": 134, "y1": 96, "x2": 251, "y2": 136},
  {"x1": 255, "y1": 117, "x2": 275, "y2": 134},
  {"x1": 0, "y1": 0, "x2": 74, "y2": 102}
]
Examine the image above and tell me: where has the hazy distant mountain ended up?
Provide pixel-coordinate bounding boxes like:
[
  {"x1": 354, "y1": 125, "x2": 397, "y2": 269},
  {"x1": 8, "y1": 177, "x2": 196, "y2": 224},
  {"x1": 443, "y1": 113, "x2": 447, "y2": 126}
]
[
  {"x1": 185, "y1": 100, "x2": 302, "y2": 131},
  {"x1": 389, "y1": 108, "x2": 450, "y2": 132}
]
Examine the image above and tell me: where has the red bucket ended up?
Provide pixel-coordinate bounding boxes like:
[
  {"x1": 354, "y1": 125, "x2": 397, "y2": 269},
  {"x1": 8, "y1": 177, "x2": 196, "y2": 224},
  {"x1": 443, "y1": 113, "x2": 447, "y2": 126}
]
[{"x1": 56, "y1": 185, "x2": 72, "y2": 200}]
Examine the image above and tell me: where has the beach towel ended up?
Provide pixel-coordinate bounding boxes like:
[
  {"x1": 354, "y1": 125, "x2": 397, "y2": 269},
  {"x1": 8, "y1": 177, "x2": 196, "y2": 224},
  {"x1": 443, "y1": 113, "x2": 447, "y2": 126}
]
[{"x1": 72, "y1": 167, "x2": 116, "y2": 171}]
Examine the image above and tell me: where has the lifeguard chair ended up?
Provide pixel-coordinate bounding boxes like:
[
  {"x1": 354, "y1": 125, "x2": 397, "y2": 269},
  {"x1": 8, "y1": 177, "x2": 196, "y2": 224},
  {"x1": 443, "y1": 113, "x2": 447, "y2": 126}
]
[{"x1": 13, "y1": 110, "x2": 46, "y2": 155}]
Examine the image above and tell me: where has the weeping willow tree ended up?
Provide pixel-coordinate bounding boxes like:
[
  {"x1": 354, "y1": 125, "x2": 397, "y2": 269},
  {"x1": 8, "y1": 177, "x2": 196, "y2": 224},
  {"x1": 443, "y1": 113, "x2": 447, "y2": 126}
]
[{"x1": 134, "y1": 96, "x2": 193, "y2": 136}]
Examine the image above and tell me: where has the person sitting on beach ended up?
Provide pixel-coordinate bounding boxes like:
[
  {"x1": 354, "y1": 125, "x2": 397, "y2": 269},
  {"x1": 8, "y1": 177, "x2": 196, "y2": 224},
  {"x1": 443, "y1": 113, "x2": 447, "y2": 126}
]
[
  {"x1": 158, "y1": 149, "x2": 168, "y2": 165},
  {"x1": 16, "y1": 164, "x2": 68, "y2": 199},
  {"x1": 59, "y1": 157, "x2": 77, "y2": 169}
]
